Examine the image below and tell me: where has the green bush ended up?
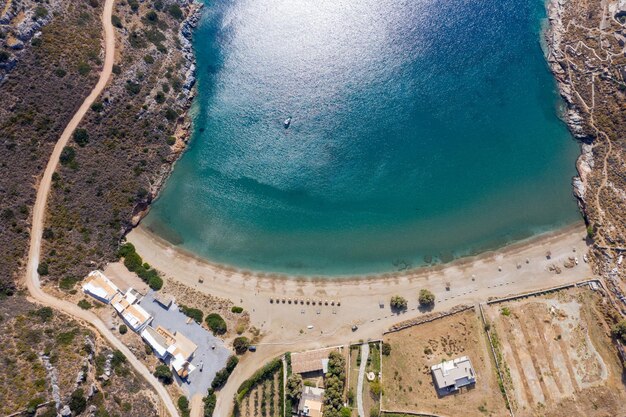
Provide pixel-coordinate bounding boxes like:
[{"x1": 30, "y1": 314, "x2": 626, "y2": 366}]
[
  {"x1": 144, "y1": 54, "x2": 155, "y2": 65},
  {"x1": 55, "y1": 68, "x2": 66, "y2": 77},
  {"x1": 233, "y1": 336, "x2": 250, "y2": 354},
  {"x1": 111, "y1": 15, "x2": 123, "y2": 28},
  {"x1": 180, "y1": 305, "x2": 203, "y2": 323},
  {"x1": 32, "y1": 307, "x2": 53, "y2": 322},
  {"x1": 418, "y1": 289, "x2": 435, "y2": 307},
  {"x1": 145, "y1": 10, "x2": 159, "y2": 23},
  {"x1": 60, "y1": 146, "x2": 76, "y2": 165},
  {"x1": 78, "y1": 300, "x2": 92, "y2": 310},
  {"x1": 69, "y1": 389, "x2": 87, "y2": 414},
  {"x1": 613, "y1": 319, "x2": 626, "y2": 343},
  {"x1": 119, "y1": 324, "x2": 128, "y2": 334},
  {"x1": 34, "y1": 6, "x2": 48, "y2": 19},
  {"x1": 231, "y1": 306, "x2": 244, "y2": 314},
  {"x1": 37, "y1": 262, "x2": 49, "y2": 276},
  {"x1": 205, "y1": 313, "x2": 227, "y2": 335},
  {"x1": 125, "y1": 81, "x2": 141, "y2": 95},
  {"x1": 59, "y1": 276, "x2": 79, "y2": 291},
  {"x1": 77, "y1": 61, "x2": 91, "y2": 75},
  {"x1": 382, "y1": 342, "x2": 391, "y2": 356},
  {"x1": 154, "y1": 364, "x2": 173, "y2": 384},
  {"x1": 73, "y1": 128, "x2": 89, "y2": 146},
  {"x1": 0, "y1": 51, "x2": 9, "y2": 62},
  {"x1": 390, "y1": 295, "x2": 407, "y2": 311},
  {"x1": 203, "y1": 389, "x2": 216, "y2": 416},
  {"x1": 169, "y1": 4, "x2": 183, "y2": 20},
  {"x1": 177, "y1": 396, "x2": 189, "y2": 417},
  {"x1": 91, "y1": 102, "x2": 104, "y2": 112}
]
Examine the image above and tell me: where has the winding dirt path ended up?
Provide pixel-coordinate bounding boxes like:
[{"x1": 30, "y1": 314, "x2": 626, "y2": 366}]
[{"x1": 22, "y1": 1, "x2": 179, "y2": 416}]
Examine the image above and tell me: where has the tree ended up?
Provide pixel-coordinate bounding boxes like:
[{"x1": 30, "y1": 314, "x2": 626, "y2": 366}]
[
  {"x1": 212, "y1": 355, "x2": 238, "y2": 390},
  {"x1": 203, "y1": 389, "x2": 216, "y2": 416},
  {"x1": 69, "y1": 389, "x2": 87, "y2": 414},
  {"x1": 418, "y1": 289, "x2": 435, "y2": 307},
  {"x1": 119, "y1": 324, "x2": 128, "y2": 334},
  {"x1": 390, "y1": 295, "x2": 407, "y2": 311},
  {"x1": 233, "y1": 336, "x2": 250, "y2": 354},
  {"x1": 286, "y1": 374, "x2": 303, "y2": 401},
  {"x1": 205, "y1": 313, "x2": 227, "y2": 335},
  {"x1": 154, "y1": 365, "x2": 173, "y2": 384},
  {"x1": 73, "y1": 128, "x2": 89, "y2": 146},
  {"x1": 381, "y1": 342, "x2": 391, "y2": 356}
]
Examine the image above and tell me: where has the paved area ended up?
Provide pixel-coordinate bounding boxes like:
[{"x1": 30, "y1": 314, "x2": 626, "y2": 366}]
[
  {"x1": 356, "y1": 342, "x2": 369, "y2": 417},
  {"x1": 140, "y1": 291, "x2": 230, "y2": 397}
]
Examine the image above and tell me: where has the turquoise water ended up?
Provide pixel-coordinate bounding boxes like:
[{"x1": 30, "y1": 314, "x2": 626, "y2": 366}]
[{"x1": 144, "y1": 0, "x2": 581, "y2": 275}]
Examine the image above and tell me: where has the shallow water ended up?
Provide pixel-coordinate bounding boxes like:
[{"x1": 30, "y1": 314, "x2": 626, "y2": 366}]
[{"x1": 144, "y1": 0, "x2": 581, "y2": 275}]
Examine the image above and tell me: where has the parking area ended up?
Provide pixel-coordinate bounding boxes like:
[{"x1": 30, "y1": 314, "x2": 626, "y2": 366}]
[{"x1": 139, "y1": 291, "x2": 230, "y2": 397}]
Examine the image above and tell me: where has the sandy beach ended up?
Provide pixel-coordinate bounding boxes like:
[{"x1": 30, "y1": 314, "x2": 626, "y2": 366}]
[
  {"x1": 128, "y1": 221, "x2": 593, "y2": 344},
  {"x1": 127, "y1": 221, "x2": 594, "y2": 414}
]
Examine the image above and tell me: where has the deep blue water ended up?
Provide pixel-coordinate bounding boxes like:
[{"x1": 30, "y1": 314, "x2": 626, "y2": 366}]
[{"x1": 144, "y1": 0, "x2": 581, "y2": 275}]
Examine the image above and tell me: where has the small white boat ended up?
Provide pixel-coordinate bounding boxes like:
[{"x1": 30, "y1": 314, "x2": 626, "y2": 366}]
[{"x1": 283, "y1": 116, "x2": 292, "y2": 128}]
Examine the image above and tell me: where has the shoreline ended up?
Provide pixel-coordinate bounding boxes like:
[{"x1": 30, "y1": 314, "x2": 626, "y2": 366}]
[
  {"x1": 127, "y1": 218, "x2": 593, "y2": 345},
  {"x1": 132, "y1": 220, "x2": 587, "y2": 283}
]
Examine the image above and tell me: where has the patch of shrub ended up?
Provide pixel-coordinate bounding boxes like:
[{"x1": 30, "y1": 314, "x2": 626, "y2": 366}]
[
  {"x1": 418, "y1": 289, "x2": 435, "y2": 307},
  {"x1": 59, "y1": 276, "x2": 79, "y2": 291},
  {"x1": 205, "y1": 313, "x2": 227, "y2": 335},
  {"x1": 77, "y1": 61, "x2": 91, "y2": 75},
  {"x1": 111, "y1": 15, "x2": 123, "y2": 28},
  {"x1": 37, "y1": 262, "x2": 49, "y2": 276},
  {"x1": 119, "y1": 324, "x2": 128, "y2": 334},
  {"x1": 233, "y1": 336, "x2": 250, "y2": 354},
  {"x1": 73, "y1": 128, "x2": 89, "y2": 146},
  {"x1": 382, "y1": 342, "x2": 391, "y2": 356},
  {"x1": 203, "y1": 389, "x2": 216, "y2": 417},
  {"x1": 59, "y1": 146, "x2": 76, "y2": 165},
  {"x1": 169, "y1": 4, "x2": 183, "y2": 20},
  {"x1": 78, "y1": 299, "x2": 92, "y2": 310},
  {"x1": 144, "y1": 54, "x2": 155, "y2": 64},
  {"x1": 69, "y1": 389, "x2": 87, "y2": 414},
  {"x1": 154, "y1": 364, "x2": 173, "y2": 384},
  {"x1": 177, "y1": 396, "x2": 189, "y2": 417},
  {"x1": 231, "y1": 306, "x2": 244, "y2": 314},
  {"x1": 91, "y1": 102, "x2": 104, "y2": 112},
  {"x1": 55, "y1": 68, "x2": 66, "y2": 77},
  {"x1": 35, "y1": 6, "x2": 48, "y2": 19},
  {"x1": 211, "y1": 355, "x2": 239, "y2": 390},
  {"x1": 125, "y1": 80, "x2": 141, "y2": 95},
  {"x1": 180, "y1": 305, "x2": 203, "y2": 323}
]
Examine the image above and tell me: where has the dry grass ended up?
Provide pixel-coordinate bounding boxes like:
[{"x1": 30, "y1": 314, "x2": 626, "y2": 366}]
[
  {"x1": 382, "y1": 310, "x2": 507, "y2": 417},
  {"x1": 484, "y1": 288, "x2": 626, "y2": 417}
]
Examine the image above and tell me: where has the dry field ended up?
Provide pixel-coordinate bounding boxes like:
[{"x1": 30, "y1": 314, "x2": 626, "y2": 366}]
[
  {"x1": 238, "y1": 369, "x2": 283, "y2": 417},
  {"x1": 382, "y1": 310, "x2": 507, "y2": 417},
  {"x1": 485, "y1": 288, "x2": 626, "y2": 417}
]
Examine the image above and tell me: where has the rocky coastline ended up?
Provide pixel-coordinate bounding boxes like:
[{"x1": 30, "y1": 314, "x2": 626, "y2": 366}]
[
  {"x1": 544, "y1": 0, "x2": 626, "y2": 288},
  {"x1": 129, "y1": 0, "x2": 204, "y2": 228},
  {"x1": 544, "y1": 0, "x2": 595, "y2": 217}
]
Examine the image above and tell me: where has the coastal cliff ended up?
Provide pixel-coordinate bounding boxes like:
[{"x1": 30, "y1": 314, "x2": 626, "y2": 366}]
[{"x1": 545, "y1": 0, "x2": 626, "y2": 282}]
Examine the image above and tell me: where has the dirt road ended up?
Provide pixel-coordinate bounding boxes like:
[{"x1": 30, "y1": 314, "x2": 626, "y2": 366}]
[{"x1": 22, "y1": 1, "x2": 179, "y2": 416}]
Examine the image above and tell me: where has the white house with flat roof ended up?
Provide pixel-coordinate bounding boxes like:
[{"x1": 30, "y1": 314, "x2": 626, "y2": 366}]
[
  {"x1": 121, "y1": 304, "x2": 152, "y2": 332},
  {"x1": 82, "y1": 270, "x2": 119, "y2": 303},
  {"x1": 431, "y1": 356, "x2": 476, "y2": 393},
  {"x1": 141, "y1": 325, "x2": 198, "y2": 379}
]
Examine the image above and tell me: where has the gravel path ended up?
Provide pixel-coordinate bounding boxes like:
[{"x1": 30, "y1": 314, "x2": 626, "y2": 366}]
[{"x1": 357, "y1": 343, "x2": 369, "y2": 417}]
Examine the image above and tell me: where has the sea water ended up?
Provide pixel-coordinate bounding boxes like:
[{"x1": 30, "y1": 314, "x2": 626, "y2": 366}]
[{"x1": 144, "y1": 0, "x2": 581, "y2": 275}]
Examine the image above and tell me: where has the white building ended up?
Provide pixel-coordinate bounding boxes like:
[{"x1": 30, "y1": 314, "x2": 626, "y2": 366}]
[
  {"x1": 431, "y1": 356, "x2": 476, "y2": 392},
  {"x1": 121, "y1": 304, "x2": 152, "y2": 332},
  {"x1": 141, "y1": 325, "x2": 198, "y2": 379},
  {"x1": 82, "y1": 270, "x2": 119, "y2": 304}
]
